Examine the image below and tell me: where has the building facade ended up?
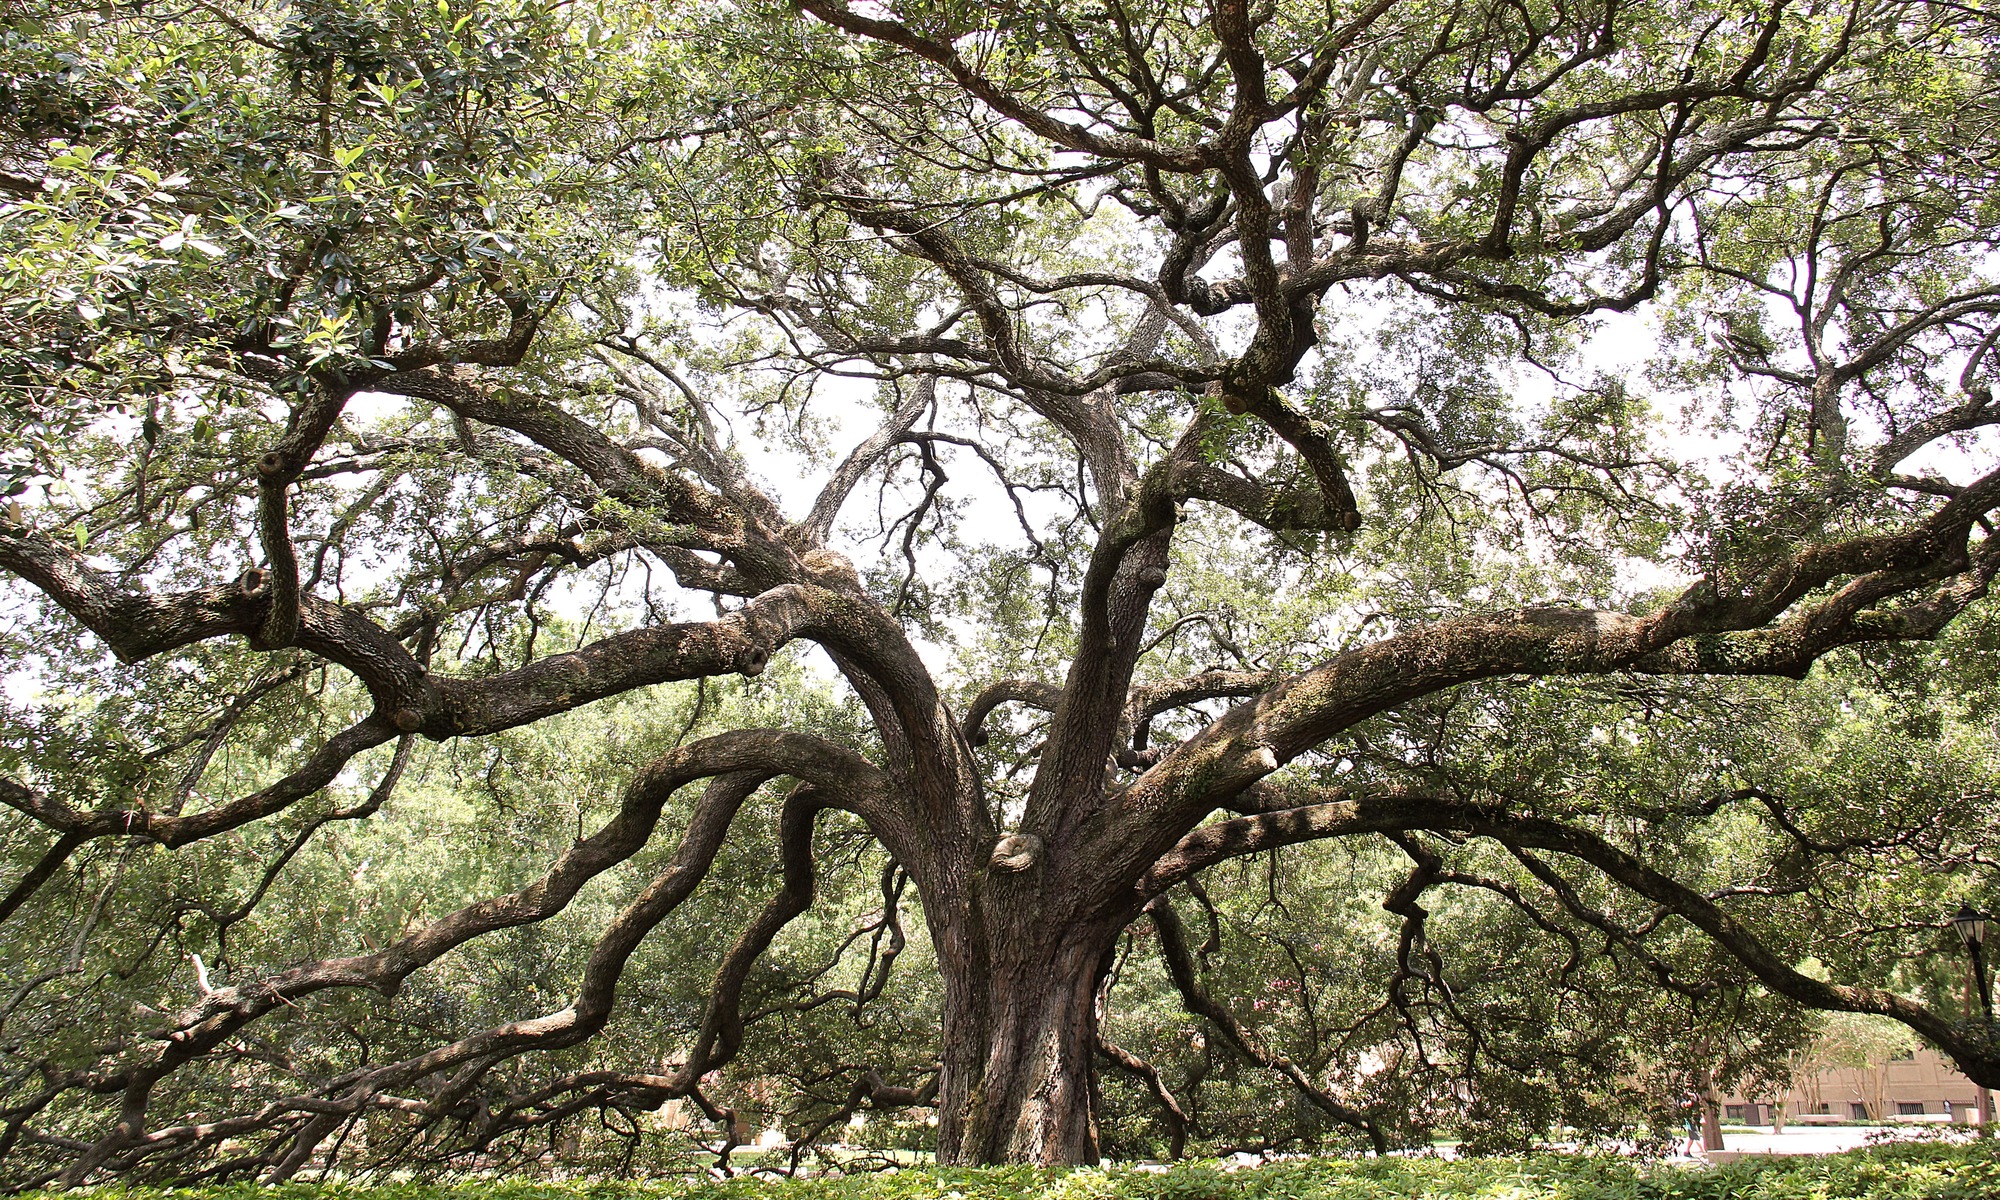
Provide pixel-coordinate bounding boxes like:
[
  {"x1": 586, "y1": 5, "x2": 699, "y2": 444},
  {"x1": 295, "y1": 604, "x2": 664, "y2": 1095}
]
[{"x1": 1717, "y1": 1048, "x2": 1986, "y2": 1124}]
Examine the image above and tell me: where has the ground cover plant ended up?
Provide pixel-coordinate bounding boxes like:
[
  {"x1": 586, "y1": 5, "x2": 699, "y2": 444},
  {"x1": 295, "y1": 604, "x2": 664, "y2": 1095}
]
[
  {"x1": 6, "y1": 0, "x2": 2000, "y2": 1185},
  {"x1": 26, "y1": 1143, "x2": 2000, "y2": 1200}
]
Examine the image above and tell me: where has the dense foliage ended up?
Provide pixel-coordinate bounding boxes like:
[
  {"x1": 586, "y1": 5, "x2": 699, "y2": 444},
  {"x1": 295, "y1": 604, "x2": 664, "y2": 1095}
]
[{"x1": 5, "y1": 0, "x2": 2000, "y2": 1184}]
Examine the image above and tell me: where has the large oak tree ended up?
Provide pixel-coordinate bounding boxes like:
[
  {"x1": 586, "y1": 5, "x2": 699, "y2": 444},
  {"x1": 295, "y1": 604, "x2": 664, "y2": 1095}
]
[{"x1": 5, "y1": 0, "x2": 2000, "y2": 1179}]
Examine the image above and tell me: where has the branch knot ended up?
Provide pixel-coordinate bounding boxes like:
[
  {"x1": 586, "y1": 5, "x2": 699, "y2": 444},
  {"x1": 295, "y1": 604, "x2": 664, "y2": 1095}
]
[{"x1": 989, "y1": 833, "x2": 1043, "y2": 873}]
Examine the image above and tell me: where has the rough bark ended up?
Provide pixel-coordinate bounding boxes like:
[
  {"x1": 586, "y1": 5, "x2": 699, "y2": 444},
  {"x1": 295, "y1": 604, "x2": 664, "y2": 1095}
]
[{"x1": 936, "y1": 919, "x2": 1115, "y2": 1165}]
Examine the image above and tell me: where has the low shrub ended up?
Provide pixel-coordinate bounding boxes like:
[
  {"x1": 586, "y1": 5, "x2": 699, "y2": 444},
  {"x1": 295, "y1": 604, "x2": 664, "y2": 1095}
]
[{"x1": 42, "y1": 1140, "x2": 2000, "y2": 1200}]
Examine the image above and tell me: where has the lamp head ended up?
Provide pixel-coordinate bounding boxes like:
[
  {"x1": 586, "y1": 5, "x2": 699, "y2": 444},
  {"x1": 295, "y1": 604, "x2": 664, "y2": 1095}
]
[{"x1": 1953, "y1": 903, "x2": 1990, "y2": 950}]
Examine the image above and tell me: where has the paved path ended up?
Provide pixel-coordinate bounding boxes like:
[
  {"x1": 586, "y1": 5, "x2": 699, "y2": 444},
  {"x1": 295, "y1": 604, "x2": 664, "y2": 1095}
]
[{"x1": 1702, "y1": 1125, "x2": 1965, "y2": 1157}]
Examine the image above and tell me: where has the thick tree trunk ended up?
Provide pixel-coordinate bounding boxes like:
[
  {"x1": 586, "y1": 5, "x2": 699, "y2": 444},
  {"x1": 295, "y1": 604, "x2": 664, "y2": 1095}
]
[{"x1": 932, "y1": 904, "x2": 1115, "y2": 1165}]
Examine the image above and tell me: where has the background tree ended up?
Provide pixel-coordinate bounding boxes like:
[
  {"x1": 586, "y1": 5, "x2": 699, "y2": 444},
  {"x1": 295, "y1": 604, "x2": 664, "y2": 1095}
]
[{"x1": 5, "y1": 0, "x2": 2000, "y2": 1180}]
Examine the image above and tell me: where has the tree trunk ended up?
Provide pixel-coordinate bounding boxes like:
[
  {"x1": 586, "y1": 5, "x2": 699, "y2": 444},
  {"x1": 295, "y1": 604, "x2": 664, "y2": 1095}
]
[
  {"x1": 1688, "y1": 1063, "x2": 1726, "y2": 1154},
  {"x1": 932, "y1": 903, "x2": 1114, "y2": 1165}
]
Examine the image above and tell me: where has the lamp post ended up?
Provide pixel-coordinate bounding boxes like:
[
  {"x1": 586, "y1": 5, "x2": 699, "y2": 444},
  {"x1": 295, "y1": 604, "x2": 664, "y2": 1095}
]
[{"x1": 1953, "y1": 904, "x2": 1995, "y2": 1131}]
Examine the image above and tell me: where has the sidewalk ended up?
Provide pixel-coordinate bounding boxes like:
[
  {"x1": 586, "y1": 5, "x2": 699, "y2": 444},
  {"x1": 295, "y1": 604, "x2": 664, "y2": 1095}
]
[{"x1": 1702, "y1": 1125, "x2": 1968, "y2": 1159}]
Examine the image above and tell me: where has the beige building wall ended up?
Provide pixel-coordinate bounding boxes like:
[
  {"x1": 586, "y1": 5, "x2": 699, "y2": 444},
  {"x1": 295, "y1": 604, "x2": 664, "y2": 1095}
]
[{"x1": 1718, "y1": 1048, "x2": 1985, "y2": 1124}]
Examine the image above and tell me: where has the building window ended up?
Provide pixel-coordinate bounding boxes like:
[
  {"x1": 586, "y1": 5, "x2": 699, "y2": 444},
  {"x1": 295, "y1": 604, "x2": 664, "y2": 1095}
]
[
  {"x1": 1897, "y1": 1102, "x2": 1925, "y2": 1116},
  {"x1": 1725, "y1": 1104, "x2": 1746, "y2": 1121},
  {"x1": 1815, "y1": 1103, "x2": 1831, "y2": 1114},
  {"x1": 1890, "y1": 1048, "x2": 1916, "y2": 1062},
  {"x1": 1850, "y1": 1102, "x2": 1870, "y2": 1119}
]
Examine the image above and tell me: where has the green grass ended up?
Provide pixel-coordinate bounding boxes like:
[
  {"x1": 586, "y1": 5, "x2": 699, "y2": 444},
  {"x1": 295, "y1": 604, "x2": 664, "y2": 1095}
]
[{"x1": 45, "y1": 1141, "x2": 2000, "y2": 1200}]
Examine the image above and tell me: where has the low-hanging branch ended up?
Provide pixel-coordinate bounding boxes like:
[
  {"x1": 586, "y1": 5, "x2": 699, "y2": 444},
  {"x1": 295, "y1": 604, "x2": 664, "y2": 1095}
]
[{"x1": 1147, "y1": 896, "x2": 1386, "y2": 1151}]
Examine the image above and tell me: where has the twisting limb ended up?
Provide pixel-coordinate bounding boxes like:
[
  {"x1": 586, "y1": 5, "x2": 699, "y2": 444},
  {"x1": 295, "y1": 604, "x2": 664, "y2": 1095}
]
[
  {"x1": 961, "y1": 678, "x2": 1063, "y2": 746},
  {"x1": 1494, "y1": 844, "x2": 1709, "y2": 1000},
  {"x1": 35, "y1": 553, "x2": 869, "y2": 752},
  {"x1": 783, "y1": 1068, "x2": 939, "y2": 1174},
  {"x1": 1375, "y1": 837, "x2": 1451, "y2": 1073},
  {"x1": 1147, "y1": 896, "x2": 1386, "y2": 1152},
  {"x1": 1139, "y1": 783, "x2": 2000, "y2": 1090},
  {"x1": 1094, "y1": 1036, "x2": 1187, "y2": 1158},
  {"x1": 1128, "y1": 669, "x2": 1279, "y2": 727},
  {"x1": 745, "y1": 860, "x2": 909, "y2": 1024},
  {"x1": 366, "y1": 358, "x2": 980, "y2": 850},
  {"x1": 2, "y1": 716, "x2": 400, "y2": 849},
  {"x1": 367, "y1": 781, "x2": 856, "y2": 1174},
  {"x1": 798, "y1": 376, "x2": 938, "y2": 546},
  {"x1": 791, "y1": 1, "x2": 1214, "y2": 172},
  {"x1": 1230, "y1": 391, "x2": 1360, "y2": 532},
  {"x1": 1104, "y1": 473, "x2": 2000, "y2": 887},
  {"x1": 182, "y1": 735, "x2": 417, "y2": 969},
  {"x1": 250, "y1": 385, "x2": 350, "y2": 649},
  {"x1": 1141, "y1": 788, "x2": 1442, "y2": 897},
  {"x1": 1175, "y1": 463, "x2": 1354, "y2": 533},
  {"x1": 0, "y1": 832, "x2": 86, "y2": 925},
  {"x1": 421, "y1": 584, "x2": 840, "y2": 737},
  {"x1": 17, "y1": 732, "x2": 890, "y2": 1188},
  {"x1": 0, "y1": 524, "x2": 429, "y2": 709},
  {"x1": 682, "y1": 1087, "x2": 744, "y2": 1172}
]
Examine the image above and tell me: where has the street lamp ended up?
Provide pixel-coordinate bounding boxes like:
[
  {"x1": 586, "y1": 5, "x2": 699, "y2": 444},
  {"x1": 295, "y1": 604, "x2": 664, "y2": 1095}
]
[
  {"x1": 1952, "y1": 903, "x2": 1997, "y2": 1135},
  {"x1": 1955, "y1": 903, "x2": 1995, "y2": 1021}
]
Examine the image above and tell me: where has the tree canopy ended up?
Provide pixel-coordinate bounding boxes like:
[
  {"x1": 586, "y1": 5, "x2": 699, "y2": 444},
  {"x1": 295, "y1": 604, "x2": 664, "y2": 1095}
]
[{"x1": 4, "y1": 0, "x2": 2000, "y2": 1182}]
